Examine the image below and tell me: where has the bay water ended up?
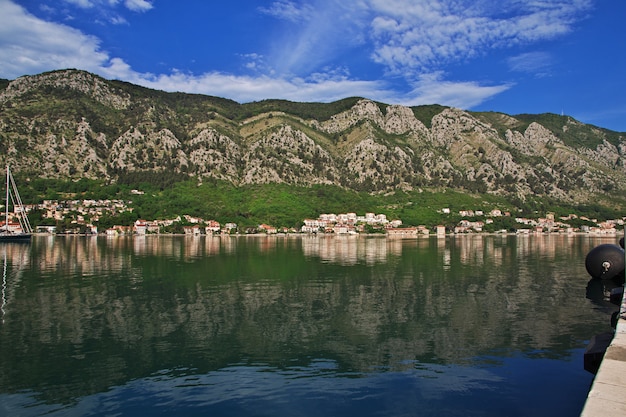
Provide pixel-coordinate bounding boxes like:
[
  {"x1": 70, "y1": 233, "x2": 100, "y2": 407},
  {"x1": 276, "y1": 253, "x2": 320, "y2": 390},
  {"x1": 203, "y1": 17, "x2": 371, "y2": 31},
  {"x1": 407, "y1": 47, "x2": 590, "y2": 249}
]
[{"x1": 0, "y1": 234, "x2": 620, "y2": 416}]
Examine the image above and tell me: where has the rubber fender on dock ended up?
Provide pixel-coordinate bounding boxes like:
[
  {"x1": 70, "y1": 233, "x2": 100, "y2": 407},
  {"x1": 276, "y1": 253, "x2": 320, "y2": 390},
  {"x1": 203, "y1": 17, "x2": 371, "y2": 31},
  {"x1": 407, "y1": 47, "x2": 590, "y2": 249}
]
[{"x1": 585, "y1": 244, "x2": 625, "y2": 280}]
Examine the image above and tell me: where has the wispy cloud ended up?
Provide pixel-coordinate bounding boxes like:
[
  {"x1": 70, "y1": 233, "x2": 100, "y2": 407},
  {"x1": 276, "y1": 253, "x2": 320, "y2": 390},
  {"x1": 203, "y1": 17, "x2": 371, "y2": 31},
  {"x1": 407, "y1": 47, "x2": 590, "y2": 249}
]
[
  {"x1": 258, "y1": 0, "x2": 314, "y2": 23},
  {"x1": 507, "y1": 51, "x2": 553, "y2": 76},
  {"x1": 258, "y1": 0, "x2": 591, "y2": 87},
  {"x1": 0, "y1": 0, "x2": 591, "y2": 112},
  {"x1": 62, "y1": 0, "x2": 152, "y2": 12},
  {"x1": 403, "y1": 72, "x2": 512, "y2": 108},
  {"x1": 124, "y1": 0, "x2": 152, "y2": 12},
  {"x1": 102, "y1": 62, "x2": 509, "y2": 110},
  {"x1": 366, "y1": 0, "x2": 592, "y2": 77},
  {"x1": 265, "y1": 0, "x2": 369, "y2": 76},
  {"x1": 62, "y1": 0, "x2": 94, "y2": 8},
  {"x1": 108, "y1": 15, "x2": 129, "y2": 25}
]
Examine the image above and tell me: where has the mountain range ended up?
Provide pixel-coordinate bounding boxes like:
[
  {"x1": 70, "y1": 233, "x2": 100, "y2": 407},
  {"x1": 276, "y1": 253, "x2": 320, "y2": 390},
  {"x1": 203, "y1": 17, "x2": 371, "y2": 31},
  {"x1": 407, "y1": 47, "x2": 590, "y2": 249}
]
[{"x1": 1, "y1": 69, "x2": 625, "y2": 211}]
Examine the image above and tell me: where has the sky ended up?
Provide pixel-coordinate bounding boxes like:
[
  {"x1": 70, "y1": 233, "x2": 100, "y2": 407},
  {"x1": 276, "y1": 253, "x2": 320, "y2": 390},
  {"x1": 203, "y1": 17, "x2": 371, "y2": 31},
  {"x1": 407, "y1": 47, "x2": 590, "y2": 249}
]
[{"x1": 1, "y1": 0, "x2": 625, "y2": 132}]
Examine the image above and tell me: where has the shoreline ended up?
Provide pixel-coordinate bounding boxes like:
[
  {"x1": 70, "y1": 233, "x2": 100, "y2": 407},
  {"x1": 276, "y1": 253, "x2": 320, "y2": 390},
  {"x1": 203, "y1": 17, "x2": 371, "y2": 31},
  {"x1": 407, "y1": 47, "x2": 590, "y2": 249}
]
[
  {"x1": 580, "y1": 285, "x2": 626, "y2": 416},
  {"x1": 31, "y1": 231, "x2": 621, "y2": 238}
]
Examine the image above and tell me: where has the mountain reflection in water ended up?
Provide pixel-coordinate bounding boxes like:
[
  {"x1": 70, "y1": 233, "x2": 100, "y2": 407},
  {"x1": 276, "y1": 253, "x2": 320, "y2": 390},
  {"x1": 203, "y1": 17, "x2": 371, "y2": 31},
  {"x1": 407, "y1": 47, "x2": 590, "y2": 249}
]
[{"x1": 0, "y1": 234, "x2": 618, "y2": 417}]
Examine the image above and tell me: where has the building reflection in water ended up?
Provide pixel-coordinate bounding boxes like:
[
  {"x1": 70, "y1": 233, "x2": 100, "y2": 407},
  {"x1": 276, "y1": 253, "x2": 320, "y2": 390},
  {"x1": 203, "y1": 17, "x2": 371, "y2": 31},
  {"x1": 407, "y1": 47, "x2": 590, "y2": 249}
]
[
  {"x1": 0, "y1": 233, "x2": 618, "y2": 412},
  {"x1": 17, "y1": 233, "x2": 615, "y2": 278},
  {"x1": 301, "y1": 235, "x2": 398, "y2": 265}
]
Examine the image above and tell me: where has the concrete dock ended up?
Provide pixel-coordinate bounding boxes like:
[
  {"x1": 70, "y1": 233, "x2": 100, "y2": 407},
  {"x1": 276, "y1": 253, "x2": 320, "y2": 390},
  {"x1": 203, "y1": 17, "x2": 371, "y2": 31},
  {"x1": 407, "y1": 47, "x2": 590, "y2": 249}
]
[{"x1": 580, "y1": 287, "x2": 626, "y2": 416}]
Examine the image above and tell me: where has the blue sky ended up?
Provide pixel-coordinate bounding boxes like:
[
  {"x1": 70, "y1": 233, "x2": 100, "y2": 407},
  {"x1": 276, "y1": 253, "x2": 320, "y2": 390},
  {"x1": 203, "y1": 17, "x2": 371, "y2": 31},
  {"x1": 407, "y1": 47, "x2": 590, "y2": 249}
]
[{"x1": 1, "y1": 0, "x2": 625, "y2": 132}]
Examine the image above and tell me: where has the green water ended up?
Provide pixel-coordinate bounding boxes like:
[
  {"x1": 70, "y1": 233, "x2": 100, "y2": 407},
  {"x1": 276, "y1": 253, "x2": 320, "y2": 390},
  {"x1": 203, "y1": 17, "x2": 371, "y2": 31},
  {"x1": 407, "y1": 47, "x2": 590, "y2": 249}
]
[{"x1": 0, "y1": 234, "x2": 619, "y2": 416}]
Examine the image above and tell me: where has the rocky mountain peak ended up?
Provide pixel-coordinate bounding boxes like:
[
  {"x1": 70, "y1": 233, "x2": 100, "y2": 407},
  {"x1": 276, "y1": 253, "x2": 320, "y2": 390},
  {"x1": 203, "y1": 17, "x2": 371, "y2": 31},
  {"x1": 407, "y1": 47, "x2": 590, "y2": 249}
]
[
  {"x1": 0, "y1": 69, "x2": 131, "y2": 110},
  {"x1": 1, "y1": 70, "x2": 626, "y2": 208}
]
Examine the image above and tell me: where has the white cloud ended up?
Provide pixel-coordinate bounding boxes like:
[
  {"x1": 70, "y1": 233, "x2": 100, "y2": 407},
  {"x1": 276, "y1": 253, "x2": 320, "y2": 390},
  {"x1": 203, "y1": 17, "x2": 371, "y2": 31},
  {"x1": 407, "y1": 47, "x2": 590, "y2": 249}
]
[
  {"x1": 259, "y1": 0, "x2": 591, "y2": 84},
  {"x1": 111, "y1": 68, "x2": 390, "y2": 104},
  {"x1": 109, "y1": 67, "x2": 509, "y2": 110},
  {"x1": 109, "y1": 15, "x2": 129, "y2": 25},
  {"x1": 258, "y1": 0, "x2": 314, "y2": 23},
  {"x1": 0, "y1": 0, "x2": 109, "y2": 77},
  {"x1": 63, "y1": 0, "x2": 95, "y2": 8},
  {"x1": 0, "y1": 0, "x2": 514, "y2": 110},
  {"x1": 401, "y1": 73, "x2": 512, "y2": 108},
  {"x1": 62, "y1": 0, "x2": 151, "y2": 12},
  {"x1": 124, "y1": 0, "x2": 152, "y2": 12},
  {"x1": 366, "y1": 0, "x2": 592, "y2": 75},
  {"x1": 240, "y1": 53, "x2": 265, "y2": 72}
]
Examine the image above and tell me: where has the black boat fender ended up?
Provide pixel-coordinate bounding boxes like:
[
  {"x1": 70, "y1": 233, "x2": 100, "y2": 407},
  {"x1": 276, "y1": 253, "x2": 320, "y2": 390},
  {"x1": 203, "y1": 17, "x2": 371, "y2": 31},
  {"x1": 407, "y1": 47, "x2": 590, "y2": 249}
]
[{"x1": 585, "y1": 244, "x2": 625, "y2": 280}]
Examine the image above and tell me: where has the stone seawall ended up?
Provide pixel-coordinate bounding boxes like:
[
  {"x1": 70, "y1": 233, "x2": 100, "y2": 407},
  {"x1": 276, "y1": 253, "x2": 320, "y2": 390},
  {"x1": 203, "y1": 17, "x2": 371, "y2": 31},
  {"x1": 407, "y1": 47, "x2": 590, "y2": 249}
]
[{"x1": 580, "y1": 285, "x2": 626, "y2": 416}]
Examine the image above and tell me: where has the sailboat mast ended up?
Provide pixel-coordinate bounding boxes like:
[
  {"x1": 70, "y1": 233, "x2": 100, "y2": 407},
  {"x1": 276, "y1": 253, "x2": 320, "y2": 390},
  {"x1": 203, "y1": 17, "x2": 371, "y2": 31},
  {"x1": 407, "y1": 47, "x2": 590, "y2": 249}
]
[
  {"x1": 5, "y1": 166, "x2": 8, "y2": 232},
  {"x1": 0, "y1": 165, "x2": 31, "y2": 240},
  {"x1": 9, "y1": 168, "x2": 32, "y2": 234}
]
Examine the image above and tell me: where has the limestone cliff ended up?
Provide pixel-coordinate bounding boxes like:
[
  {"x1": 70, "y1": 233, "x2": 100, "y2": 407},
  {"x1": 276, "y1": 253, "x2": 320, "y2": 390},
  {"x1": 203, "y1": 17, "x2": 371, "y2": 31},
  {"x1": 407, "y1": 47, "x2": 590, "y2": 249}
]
[{"x1": 1, "y1": 69, "x2": 625, "y2": 205}]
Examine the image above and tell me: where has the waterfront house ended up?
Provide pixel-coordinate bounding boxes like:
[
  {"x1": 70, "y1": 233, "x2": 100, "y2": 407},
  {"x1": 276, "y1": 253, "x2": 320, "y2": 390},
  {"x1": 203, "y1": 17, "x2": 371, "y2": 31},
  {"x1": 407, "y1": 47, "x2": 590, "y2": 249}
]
[
  {"x1": 183, "y1": 225, "x2": 203, "y2": 235},
  {"x1": 0, "y1": 220, "x2": 25, "y2": 234},
  {"x1": 134, "y1": 219, "x2": 147, "y2": 235},
  {"x1": 332, "y1": 224, "x2": 356, "y2": 234},
  {"x1": 205, "y1": 220, "x2": 221, "y2": 235},
  {"x1": 258, "y1": 224, "x2": 278, "y2": 234}
]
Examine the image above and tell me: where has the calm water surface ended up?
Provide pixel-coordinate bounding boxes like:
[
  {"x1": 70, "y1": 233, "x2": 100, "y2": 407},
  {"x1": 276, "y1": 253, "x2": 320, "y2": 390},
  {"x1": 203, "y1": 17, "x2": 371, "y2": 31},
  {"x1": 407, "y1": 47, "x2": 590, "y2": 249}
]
[{"x1": 0, "y1": 234, "x2": 620, "y2": 416}]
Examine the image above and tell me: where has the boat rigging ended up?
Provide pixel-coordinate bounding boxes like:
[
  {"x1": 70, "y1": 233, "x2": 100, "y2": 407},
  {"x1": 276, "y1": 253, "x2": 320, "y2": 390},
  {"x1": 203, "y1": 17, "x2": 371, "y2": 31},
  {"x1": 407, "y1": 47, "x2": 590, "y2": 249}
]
[{"x1": 0, "y1": 166, "x2": 32, "y2": 242}]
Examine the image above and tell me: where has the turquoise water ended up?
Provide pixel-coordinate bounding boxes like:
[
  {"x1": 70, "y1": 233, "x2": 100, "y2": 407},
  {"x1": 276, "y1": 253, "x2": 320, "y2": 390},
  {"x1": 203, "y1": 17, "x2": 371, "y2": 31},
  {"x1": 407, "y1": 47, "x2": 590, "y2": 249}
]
[{"x1": 0, "y1": 234, "x2": 619, "y2": 416}]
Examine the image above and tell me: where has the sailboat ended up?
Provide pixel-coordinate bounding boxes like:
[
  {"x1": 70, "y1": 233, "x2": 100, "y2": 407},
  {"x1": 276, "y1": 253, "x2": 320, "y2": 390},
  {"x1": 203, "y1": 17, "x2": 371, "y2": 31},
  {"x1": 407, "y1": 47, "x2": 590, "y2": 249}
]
[{"x1": 0, "y1": 166, "x2": 32, "y2": 242}]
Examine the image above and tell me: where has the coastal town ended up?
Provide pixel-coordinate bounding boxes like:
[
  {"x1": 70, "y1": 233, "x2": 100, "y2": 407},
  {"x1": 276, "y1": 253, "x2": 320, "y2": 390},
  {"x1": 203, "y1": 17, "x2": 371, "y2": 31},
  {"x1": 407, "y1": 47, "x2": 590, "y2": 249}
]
[{"x1": 3, "y1": 197, "x2": 622, "y2": 237}]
